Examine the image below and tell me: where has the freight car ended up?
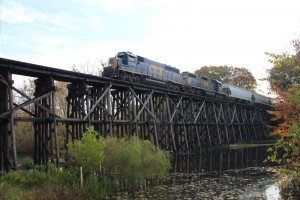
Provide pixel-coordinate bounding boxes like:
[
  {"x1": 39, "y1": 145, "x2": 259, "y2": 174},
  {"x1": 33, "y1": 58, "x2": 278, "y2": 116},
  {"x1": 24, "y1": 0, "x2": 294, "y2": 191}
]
[
  {"x1": 222, "y1": 83, "x2": 271, "y2": 106},
  {"x1": 253, "y1": 93, "x2": 272, "y2": 106},
  {"x1": 222, "y1": 83, "x2": 255, "y2": 104}
]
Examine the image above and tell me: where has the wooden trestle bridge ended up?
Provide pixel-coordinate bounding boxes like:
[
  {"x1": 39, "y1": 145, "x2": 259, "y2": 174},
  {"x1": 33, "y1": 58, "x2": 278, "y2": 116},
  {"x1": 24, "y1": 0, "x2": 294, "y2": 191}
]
[{"x1": 0, "y1": 57, "x2": 270, "y2": 171}]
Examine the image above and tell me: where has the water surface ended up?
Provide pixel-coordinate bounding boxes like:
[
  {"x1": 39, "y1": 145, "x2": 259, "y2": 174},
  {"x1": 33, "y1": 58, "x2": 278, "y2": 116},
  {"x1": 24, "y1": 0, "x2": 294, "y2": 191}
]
[{"x1": 118, "y1": 146, "x2": 280, "y2": 199}]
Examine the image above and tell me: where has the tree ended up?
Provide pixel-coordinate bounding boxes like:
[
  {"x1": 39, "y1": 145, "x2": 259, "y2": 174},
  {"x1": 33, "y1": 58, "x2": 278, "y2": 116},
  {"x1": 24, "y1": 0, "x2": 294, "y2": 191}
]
[
  {"x1": 265, "y1": 38, "x2": 300, "y2": 92},
  {"x1": 13, "y1": 79, "x2": 69, "y2": 154},
  {"x1": 194, "y1": 66, "x2": 257, "y2": 91},
  {"x1": 67, "y1": 127, "x2": 105, "y2": 171},
  {"x1": 265, "y1": 52, "x2": 300, "y2": 91},
  {"x1": 14, "y1": 79, "x2": 35, "y2": 155},
  {"x1": 266, "y1": 38, "x2": 300, "y2": 195},
  {"x1": 194, "y1": 66, "x2": 232, "y2": 83},
  {"x1": 54, "y1": 81, "x2": 68, "y2": 117},
  {"x1": 72, "y1": 59, "x2": 103, "y2": 76},
  {"x1": 230, "y1": 67, "x2": 257, "y2": 91},
  {"x1": 266, "y1": 38, "x2": 300, "y2": 138},
  {"x1": 268, "y1": 86, "x2": 300, "y2": 186},
  {"x1": 268, "y1": 87, "x2": 300, "y2": 137}
]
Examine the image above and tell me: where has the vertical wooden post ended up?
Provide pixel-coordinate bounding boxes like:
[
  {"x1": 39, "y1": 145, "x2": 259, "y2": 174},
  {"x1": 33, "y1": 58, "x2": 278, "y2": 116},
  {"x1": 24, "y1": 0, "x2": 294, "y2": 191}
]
[
  {"x1": 0, "y1": 69, "x2": 15, "y2": 171},
  {"x1": 7, "y1": 72, "x2": 17, "y2": 169},
  {"x1": 34, "y1": 77, "x2": 56, "y2": 165}
]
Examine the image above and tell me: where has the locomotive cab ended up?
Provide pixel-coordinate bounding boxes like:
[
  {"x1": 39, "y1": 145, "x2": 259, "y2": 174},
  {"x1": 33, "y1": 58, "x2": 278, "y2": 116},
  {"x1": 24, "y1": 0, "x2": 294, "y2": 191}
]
[
  {"x1": 103, "y1": 51, "x2": 137, "y2": 77},
  {"x1": 116, "y1": 52, "x2": 126, "y2": 64},
  {"x1": 107, "y1": 52, "x2": 134, "y2": 69},
  {"x1": 210, "y1": 79, "x2": 223, "y2": 93}
]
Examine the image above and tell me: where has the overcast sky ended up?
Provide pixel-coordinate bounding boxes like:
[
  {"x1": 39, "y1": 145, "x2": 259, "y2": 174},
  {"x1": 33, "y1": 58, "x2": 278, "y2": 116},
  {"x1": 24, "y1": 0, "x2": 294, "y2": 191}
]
[{"x1": 1, "y1": 0, "x2": 300, "y2": 93}]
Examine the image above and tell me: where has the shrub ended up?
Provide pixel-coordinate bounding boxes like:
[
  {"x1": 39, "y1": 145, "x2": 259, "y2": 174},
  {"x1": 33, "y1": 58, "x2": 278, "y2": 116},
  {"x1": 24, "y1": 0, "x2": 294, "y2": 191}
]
[
  {"x1": 21, "y1": 156, "x2": 33, "y2": 170},
  {"x1": 67, "y1": 127, "x2": 105, "y2": 172},
  {"x1": 55, "y1": 167, "x2": 80, "y2": 189},
  {"x1": 103, "y1": 136, "x2": 171, "y2": 184},
  {"x1": 0, "y1": 171, "x2": 23, "y2": 186},
  {"x1": 23, "y1": 169, "x2": 49, "y2": 188}
]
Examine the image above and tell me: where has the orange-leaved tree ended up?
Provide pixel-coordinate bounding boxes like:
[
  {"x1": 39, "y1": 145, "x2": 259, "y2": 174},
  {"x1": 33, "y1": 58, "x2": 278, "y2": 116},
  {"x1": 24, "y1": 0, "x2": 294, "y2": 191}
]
[
  {"x1": 194, "y1": 66, "x2": 257, "y2": 92},
  {"x1": 268, "y1": 87, "x2": 300, "y2": 137},
  {"x1": 266, "y1": 38, "x2": 300, "y2": 182}
]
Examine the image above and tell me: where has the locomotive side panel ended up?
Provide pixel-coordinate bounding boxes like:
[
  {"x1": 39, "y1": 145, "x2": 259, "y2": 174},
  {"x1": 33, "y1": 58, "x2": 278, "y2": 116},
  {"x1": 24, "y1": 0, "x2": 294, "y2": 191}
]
[
  {"x1": 200, "y1": 76, "x2": 210, "y2": 91},
  {"x1": 135, "y1": 54, "x2": 180, "y2": 83}
]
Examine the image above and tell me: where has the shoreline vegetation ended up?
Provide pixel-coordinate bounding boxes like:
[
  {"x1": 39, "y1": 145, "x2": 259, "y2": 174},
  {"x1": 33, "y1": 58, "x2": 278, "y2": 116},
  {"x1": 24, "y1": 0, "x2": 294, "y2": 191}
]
[
  {"x1": 2, "y1": 139, "x2": 299, "y2": 199},
  {"x1": 264, "y1": 38, "x2": 300, "y2": 199},
  {"x1": 0, "y1": 128, "x2": 172, "y2": 200}
]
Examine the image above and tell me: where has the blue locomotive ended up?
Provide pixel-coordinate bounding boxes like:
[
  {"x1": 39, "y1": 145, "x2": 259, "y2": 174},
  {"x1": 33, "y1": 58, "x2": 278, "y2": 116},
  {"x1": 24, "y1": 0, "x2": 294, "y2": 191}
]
[
  {"x1": 102, "y1": 51, "x2": 271, "y2": 106},
  {"x1": 102, "y1": 51, "x2": 181, "y2": 88},
  {"x1": 180, "y1": 71, "x2": 223, "y2": 94}
]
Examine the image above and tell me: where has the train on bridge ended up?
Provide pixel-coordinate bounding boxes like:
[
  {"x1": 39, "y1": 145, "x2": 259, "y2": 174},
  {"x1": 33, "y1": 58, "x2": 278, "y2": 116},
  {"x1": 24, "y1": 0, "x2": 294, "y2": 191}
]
[
  {"x1": 102, "y1": 51, "x2": 271, "y2": 107},
  {"x1": 0, "y1": 56, "x2": 272, "y2": 171}
]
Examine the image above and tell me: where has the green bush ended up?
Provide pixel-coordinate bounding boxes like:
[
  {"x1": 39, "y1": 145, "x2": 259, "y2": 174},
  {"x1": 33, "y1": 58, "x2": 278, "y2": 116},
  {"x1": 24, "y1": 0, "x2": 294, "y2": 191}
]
[
  {"x1": 0, "y1": 171, "x2": 23, "y2": 186},
  {"x1": 21, "y1": 156, "x2": 33, "y2": 170},
  {"x1": 103, "y1": 136, "x2": 171, "y2": 184},
  {"x1": 82, "y1": 175, "x2": 108, "y2": 199},
  {"x1": 0, "y1": 128, "x2": 171, "y2": 199},
  {"x1": 67, "y1": 127, "x2": 105, "y2": 172},
  {"x1": 0, "y1": 183, "x2": 31, "y2": 200},
  {"x1": 23, "y1": 169, "x2": 49, "y2": 188}
]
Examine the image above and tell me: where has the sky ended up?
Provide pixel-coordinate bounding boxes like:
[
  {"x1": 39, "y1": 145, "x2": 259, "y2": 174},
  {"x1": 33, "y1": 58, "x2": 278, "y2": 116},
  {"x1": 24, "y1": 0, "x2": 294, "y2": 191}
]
[{"x1": 1, "y1": 0, "x2": 300, "y2": 94}]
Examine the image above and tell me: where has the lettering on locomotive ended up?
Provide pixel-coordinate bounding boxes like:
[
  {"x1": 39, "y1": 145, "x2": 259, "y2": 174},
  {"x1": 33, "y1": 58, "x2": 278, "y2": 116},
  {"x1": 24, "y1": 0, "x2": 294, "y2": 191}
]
[
  {"x1": 203, "y1": 81, "x2": 209, "y2": 87},
  {"x1": 149, "y1": 65, "x2": 164, "y2": 76}
]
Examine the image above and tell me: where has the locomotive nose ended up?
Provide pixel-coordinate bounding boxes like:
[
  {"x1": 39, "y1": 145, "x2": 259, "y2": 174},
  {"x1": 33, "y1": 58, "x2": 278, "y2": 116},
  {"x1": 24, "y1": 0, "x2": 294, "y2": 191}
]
[{"x1": 109, "y1": 57, "x2": 117, "y2": 69}]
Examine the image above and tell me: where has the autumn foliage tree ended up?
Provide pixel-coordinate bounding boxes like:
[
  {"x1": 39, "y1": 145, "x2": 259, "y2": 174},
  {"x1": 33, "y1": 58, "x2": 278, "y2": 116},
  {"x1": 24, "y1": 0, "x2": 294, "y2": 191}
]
[
  {"x1": 194, "y1": 66, "x2": 257, "y2": 91},
  {"x1": 266, "y1": 38, "x2": 300, "y2": 136},
  {"x1": 268, "y1": 87, "x2": 300, "y2": 137},
  {"x1": 266, "y1": 38, "x2": 300, "y2": 186}
]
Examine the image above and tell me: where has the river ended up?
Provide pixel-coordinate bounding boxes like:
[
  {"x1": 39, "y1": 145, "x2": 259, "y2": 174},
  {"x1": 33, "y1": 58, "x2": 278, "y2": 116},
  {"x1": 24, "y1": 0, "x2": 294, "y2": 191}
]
[{"x1": 116, "y1": 145, "x2": 280, "y2": 199}]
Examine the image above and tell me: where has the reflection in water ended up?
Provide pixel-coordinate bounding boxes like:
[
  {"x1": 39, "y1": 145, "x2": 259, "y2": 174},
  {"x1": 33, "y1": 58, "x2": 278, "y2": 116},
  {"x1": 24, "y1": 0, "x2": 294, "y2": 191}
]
[
  {"x1": 265, "y1": 184, "x2": 280, "y2": 200},
  {"x1": 172, "y1": 146, "x2": 271, "y2": 174},
  {"x1": 121, "y1": 146, "x2": 280, "y2": 199}
]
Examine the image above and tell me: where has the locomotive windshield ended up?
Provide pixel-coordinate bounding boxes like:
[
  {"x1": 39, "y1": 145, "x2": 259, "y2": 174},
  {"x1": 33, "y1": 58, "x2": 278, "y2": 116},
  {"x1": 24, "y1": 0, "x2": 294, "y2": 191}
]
[
  {"x1": 117, "y1": 52, "x2": 125, "y2": 58},
  {"x1": 117, "y1": 52, "x2": 128, "y2": 65}
]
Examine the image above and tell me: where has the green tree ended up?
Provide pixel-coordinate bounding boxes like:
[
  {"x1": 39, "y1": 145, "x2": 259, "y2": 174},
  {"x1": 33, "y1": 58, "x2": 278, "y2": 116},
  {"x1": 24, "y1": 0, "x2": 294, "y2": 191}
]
[
  {"x1": 67, "y1": 127, "x2": 105, "y2": 171},
  {"x1": 265, "y1": 38, "x2": 300, "y2": 91},
  {"x1": 194, "y1": 66, "x2": 232, "y2": 83},
  {"x1": 195, "y1": 66, "x2": 257, "y2": 91}
]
